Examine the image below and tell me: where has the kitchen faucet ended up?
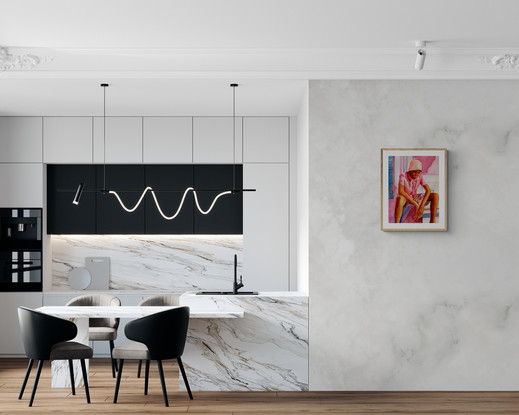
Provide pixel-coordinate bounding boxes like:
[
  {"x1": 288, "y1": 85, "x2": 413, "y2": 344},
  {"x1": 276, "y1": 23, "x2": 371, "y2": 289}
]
[{"x1": 233, "y1": 254, "x2": 244, "y2": 294}]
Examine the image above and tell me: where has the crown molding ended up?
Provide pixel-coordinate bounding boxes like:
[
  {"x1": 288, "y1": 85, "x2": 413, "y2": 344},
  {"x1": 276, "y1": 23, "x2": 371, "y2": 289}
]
[
  {"x1": 0, "y1": 46, "x2": 53, "y2": 71},
  {"x1": 3, "y1": 47, "x2": 519, "y2": 79},
  {"x1": 478, "y1": 54, "x2": 519, "y2": 70}
]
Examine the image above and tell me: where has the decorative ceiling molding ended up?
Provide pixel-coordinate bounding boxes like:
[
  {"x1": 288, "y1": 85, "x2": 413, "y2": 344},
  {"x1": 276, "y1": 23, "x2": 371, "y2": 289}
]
[
  {"x1": 479, "y1": 54, "x2": 519, "y2": 69},
  {"x1": 3, "y1": 46, "x2": 519, "y2": 79},
  {"x1": 0, "y1": 46, "x2": 53, "y2": 71}
]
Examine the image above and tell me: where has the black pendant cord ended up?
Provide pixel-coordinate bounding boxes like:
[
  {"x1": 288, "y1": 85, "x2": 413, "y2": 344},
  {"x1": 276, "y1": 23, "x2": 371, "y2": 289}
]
[
  {"x1": 231, "y1": 83, "x2": 237, "y2": 193},
  {"x1": 102, "y1": 83, "x2": 109, "y2": 193}
]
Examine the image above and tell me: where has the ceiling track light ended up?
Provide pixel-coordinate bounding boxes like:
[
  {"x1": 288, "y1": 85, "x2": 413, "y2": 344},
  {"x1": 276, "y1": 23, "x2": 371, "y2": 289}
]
[{"x1": 415, "y1": 40, "x2": 426, "y2": 71}]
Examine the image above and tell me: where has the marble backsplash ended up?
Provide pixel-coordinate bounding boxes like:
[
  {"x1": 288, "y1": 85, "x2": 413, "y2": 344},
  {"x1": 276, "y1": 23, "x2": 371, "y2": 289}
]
[{"x1": 51, "y1": 235, "x2": 243, "y2": 291}]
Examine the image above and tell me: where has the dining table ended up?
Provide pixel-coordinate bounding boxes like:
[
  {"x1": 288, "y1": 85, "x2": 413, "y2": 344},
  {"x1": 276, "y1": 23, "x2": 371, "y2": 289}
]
[{"x1": 36, "y1": 305, "x2": 244, "y2": 388}]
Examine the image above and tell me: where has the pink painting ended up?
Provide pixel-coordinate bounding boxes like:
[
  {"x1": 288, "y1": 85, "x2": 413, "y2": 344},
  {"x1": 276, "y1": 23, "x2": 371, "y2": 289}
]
[{"x1": 381, "y1": 149, "x2": 447, "y2": 231}]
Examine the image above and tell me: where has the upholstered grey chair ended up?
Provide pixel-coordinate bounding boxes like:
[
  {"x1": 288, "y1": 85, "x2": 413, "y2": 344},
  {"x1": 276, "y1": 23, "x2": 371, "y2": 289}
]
[
  {"x1": 66, "y1": 293, "x2": 121, "y2": 377},
  {"x1": 136, "y1": 294, "x2": 180, "y2": 377},
  {"x1": 112, "y1": 306, "x2": 192, "y2": 407},
  {"x1": 18, "y1": 306, "x2": 93, "y2": 407},
  {"x1": 138, "y1": 294, "x2": 180, "y2": 307}
]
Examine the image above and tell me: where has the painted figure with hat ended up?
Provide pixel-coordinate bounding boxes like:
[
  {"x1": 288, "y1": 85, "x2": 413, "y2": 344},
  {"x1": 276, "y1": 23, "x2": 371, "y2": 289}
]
[{"x1": 394, "y1": 159, "x2": 439, "y2": 223}]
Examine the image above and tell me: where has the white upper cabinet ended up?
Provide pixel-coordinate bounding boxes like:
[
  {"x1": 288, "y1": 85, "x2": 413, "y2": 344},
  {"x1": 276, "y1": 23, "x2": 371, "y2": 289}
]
[
  {"x1": 243, "y1": 117, "x2": 289, "y2": 163},
  {"x1": 43, "y1": 117, "x2": 92, "y2": 163},
  {"x1": 193, "y1": 117, "x2": 242, "y2": 163},
  {"x1": 94, "y1": 117, "x2": 143, "y2": 163},
  {"x1": 143, "y1": 117, "x2": 192, "y2": 163},
  {"x1": 243, "y1": 163, "x2": 289, "y2": 291},
  {"x1": 0, "y1": 164, "x2": 43, "y2": 207},
  {"x1": 0, "y1": 117, "x2": 42, "y2": 162}
]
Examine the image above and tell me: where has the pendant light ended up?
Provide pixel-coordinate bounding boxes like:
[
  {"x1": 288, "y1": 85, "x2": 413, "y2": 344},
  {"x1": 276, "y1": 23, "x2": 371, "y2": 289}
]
[
  {"x1": 101, "y1": 83, "x2": 109, "y2": 194},
  {"x1": 72, "y1": 182, "x2": 84, "y2": 205},
  {"x1": 88, "y1": 82, "x2": 254, "y2": 219}
]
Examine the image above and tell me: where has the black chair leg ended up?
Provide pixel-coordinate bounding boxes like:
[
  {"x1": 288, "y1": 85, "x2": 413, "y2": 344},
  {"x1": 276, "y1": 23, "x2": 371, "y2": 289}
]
[
  {"x1": 80, "y1": 359, "x2": 91, "y2": 404},
  {"x1": 19, "y1": 358, "x2": 34, "y2": 400},
  {"x1": 28, "y1": 360, "x2": 44, "y2": 407},
  {"x1": 156, "y1": 360, "x2": 169, "y2": 407},
  {"x1": 110, "y1": 340, "x2": 117, "y2": 378},
  {"x1": 68, "y1": 359, "x2": 76, "y2": 395},
  {"x1": 144, "y1": 360, "x2": 150, "y2": 395},
  {"x1": 137, "y1": 359, "x2": 142, "y2": 378},
  {"x1": 177, "y1": 357, "x2": 193, "y2": 400},
  {"x1": 113, "y1": 359, "x2": 124, "y2": 403}
]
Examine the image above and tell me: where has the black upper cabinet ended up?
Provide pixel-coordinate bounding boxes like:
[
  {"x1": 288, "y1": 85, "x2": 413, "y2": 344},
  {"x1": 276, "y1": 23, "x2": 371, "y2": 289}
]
[
  {"x1": 194, "y1": 165, "x2": 243, "y2": 234},
  {"x1": 96, "y1": 165, "x2": 146, "y2": 234},
  {"x1": 145, "y1": 165, "x2": 194, "y2": 234},
  {"x1": 47, "y1": 164, "x2": 242, "y2": 235},
  {"x1": 47, "y1": 165, "x2": 96, "y2": 234}
]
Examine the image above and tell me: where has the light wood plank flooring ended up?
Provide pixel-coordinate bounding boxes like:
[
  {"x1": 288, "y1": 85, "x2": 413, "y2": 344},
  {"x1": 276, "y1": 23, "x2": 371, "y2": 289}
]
[{"x1": 0, "y1": 358, "x2": 518, "y2": 414}]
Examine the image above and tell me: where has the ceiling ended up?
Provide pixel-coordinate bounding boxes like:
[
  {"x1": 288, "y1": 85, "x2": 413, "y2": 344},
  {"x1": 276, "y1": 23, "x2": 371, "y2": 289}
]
[{"x1": 1, "y1": 0, "x2": 519, "y2": 116}]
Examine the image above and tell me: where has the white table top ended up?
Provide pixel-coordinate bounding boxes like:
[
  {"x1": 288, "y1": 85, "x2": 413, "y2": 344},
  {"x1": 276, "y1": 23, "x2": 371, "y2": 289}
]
[{"x1": 36, "y1": 305, "x2": 244, "y2": 319}]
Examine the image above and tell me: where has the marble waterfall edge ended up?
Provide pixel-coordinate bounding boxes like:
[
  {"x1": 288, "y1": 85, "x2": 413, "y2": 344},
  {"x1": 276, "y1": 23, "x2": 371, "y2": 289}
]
[
  {"x1": 180, "y1": 293, "x2": 309, "y2": 391},
  {"x1": 52, "y1": 235, "x2": 243, "y2": 291}
]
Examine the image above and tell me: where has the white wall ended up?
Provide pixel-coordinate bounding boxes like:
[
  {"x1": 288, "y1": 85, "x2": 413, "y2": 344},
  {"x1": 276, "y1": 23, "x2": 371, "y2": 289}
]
[
  {"x1": 309, "y1": 80, "x2": 519, "y2": 390},
  {"x1": 296, "y1": 84, "x2": 309, "y2": 293}
]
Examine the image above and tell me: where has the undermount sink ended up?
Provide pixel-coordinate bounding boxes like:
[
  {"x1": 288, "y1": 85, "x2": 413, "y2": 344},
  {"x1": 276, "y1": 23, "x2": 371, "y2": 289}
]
[{"x1": 196, "y1": 291, "x2": 258, "y2": 295}]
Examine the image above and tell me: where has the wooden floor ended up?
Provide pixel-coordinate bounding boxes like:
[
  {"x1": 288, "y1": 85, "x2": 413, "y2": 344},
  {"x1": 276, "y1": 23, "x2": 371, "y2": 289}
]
[{"x1": 0, "y1": 358, "x2": 518, "y2": 414}]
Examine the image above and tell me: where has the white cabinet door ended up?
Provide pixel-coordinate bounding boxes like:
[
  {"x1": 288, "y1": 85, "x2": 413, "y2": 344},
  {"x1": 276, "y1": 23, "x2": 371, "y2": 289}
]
[
  {"x1": 0, "y1": 164, "x2": 43, "y2": 207},
  {"x1": 243, "y1": 117, "x2": 289, "y2": 163},
  {"x1": 193, "y1": 117, "x2": 242, "y2": 163},
  {"x1": 43, "y1": 117, "x2": 93, "y2": 163},
  {"x1": 143, "y1": 117, "x2": 192, "y2": 163},
  {"x1": 0, "y1": 292, "x2": 43, "y2": 356},
  {"x1": 94, "y1": 117, "x2": 142, "y2": 163},
  {"x1": 0, "y1": 117, "x2": 42, "y2": 162},
  {"x1": 243, "y1": 164, "x2": 289, "y2": 291}
]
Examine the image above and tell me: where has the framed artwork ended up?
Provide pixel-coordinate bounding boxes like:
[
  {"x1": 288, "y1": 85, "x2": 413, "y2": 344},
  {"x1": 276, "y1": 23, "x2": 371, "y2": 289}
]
[{"x1": 381, "y1": 148, "x2": 447, "y2": 231}]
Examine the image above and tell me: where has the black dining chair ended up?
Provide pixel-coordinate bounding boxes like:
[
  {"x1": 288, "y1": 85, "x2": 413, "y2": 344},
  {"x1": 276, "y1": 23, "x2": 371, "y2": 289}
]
[
  {"x1": 136, "y1": 294, "x2": 180, "y2": 378},
  {"x1": 17, "y1": 306, "x2": 93, "y2": 407},
  {"x1": 112, "y1": 306, "x2": 193, "y2": 407},
  {"x1": 66, "y1": 293, "x2": 121, "y2": 378}
]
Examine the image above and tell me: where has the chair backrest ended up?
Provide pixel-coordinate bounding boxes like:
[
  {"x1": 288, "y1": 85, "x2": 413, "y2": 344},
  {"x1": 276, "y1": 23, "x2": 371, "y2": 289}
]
[
  {"x1": 66, "y1": 294, "x2": 121, "y2": 328},
  {"x1": 138, "y1": 294, "x2": 180, "y2": 307},
  {"x1": 125, "y1": 306, "x2": 190, "y2": 360},
  {"x1": 18, "y1": 306, "x2": 77, "y2": 360}
]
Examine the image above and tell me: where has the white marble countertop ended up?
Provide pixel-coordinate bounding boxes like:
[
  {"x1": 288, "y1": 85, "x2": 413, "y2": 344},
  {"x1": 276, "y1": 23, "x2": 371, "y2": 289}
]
[
  {"x1": 37, "y1": 305, "x2": 244, "y2": 319},
  {"x1": 190, "y1": 291, "x2": 309, "y2": 297},
  {"x1": 44, "y1": 290, "x2": 308, "y2": 297}
]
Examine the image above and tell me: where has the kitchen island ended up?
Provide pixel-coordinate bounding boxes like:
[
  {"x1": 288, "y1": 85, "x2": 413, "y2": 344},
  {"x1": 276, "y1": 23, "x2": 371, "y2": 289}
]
[
  {"x1": 40, "y1": 290, "x2": 308, "y2": 392},
  {"x1": 179, "y1": 291, "x2": 308, "y2": 391}
]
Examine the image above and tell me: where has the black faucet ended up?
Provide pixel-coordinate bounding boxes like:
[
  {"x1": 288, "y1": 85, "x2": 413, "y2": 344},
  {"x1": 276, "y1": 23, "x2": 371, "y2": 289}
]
[{"x1": 233, "y1": 254, "x2": 244, "y2": 294}]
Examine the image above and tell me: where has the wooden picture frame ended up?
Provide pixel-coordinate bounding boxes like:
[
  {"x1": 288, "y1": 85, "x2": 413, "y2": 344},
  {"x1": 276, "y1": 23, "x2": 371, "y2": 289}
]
[{"x1": 381, "y1": 148, "x2": 447, "y2": 231}]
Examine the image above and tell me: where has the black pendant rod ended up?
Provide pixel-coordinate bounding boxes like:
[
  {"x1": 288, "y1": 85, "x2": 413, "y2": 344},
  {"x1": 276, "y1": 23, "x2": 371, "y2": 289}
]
[
  {"x1": 101, "y1": 83, "x2": 109, "y2": 193},
  {"x1": 231, "y1": 83, "x2": 238, "y2": 192}
]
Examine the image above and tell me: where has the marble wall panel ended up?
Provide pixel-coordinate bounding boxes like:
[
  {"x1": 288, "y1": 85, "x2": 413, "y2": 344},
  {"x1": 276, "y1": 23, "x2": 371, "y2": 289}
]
[
  {"x1": 309, "y1": 80, "x2": 519, "y2": 390},
  {"x1": 52, "y1": 235, "x2": 242, "y2": 291}
]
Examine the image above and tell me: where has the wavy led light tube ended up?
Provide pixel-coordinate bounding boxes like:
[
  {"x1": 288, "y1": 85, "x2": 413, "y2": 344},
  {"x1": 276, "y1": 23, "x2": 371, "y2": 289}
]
[
  {"x1": 108, "y1": 187, "x2": 152, "y2": 213},
  {"x1": 108, "y1": 187, "x2": 232, "y2": 220}
]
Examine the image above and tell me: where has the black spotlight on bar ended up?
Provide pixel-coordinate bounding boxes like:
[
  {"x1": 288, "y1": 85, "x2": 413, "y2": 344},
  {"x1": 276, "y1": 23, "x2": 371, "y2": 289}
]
[{"x1": 72, "y1": 182, "x2": 84, "y2": 205}]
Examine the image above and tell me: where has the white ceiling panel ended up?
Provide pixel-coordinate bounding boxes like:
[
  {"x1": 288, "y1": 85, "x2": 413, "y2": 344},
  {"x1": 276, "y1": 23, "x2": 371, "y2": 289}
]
[{"x1": 1, "y1": 0, "x2": 519, "y2": 115}]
